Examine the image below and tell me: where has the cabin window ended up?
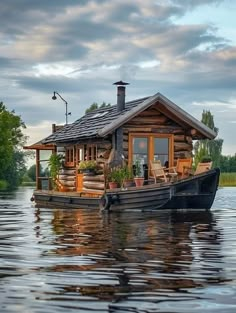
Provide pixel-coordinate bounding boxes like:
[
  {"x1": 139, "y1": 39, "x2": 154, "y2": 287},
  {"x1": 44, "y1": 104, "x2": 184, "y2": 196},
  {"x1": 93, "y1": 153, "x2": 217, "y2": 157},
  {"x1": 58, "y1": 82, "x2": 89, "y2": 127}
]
[
  {"x1": 129, "y1": 134, "x2": 173, "y2": 169},
  {"x1": 65, "y1": 147, "x2": 75, "y2": 167},
  {"x1": 85, "y1": 145, "x2": 97, "y2": 160},
  {"x1": 76, "y1": 146, "x2": 84, "y2": 163}
]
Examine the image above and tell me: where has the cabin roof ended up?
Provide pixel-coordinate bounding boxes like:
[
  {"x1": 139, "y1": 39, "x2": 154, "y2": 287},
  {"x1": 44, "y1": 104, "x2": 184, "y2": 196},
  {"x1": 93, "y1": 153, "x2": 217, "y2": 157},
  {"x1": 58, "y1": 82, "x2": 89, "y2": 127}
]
[{"x1": 42, "y1": 93, "x2": 216, "y2": 144}]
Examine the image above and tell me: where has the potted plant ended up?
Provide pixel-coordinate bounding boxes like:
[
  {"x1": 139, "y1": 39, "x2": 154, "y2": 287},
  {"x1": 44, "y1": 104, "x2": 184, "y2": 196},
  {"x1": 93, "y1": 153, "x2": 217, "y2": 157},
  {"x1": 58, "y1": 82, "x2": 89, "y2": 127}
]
[
  {"x1": 107, "y1": 166, "x2": 124, "y2": 189},
  {"x1": 78, "y1": 160, "x2": 97, "y2": 175},
  {"x1": 122, "y1": 165, "x2": 134, "y2": 188},
  {"x1": 133, "y1": 159, "x2": 144, "y2": 187}
]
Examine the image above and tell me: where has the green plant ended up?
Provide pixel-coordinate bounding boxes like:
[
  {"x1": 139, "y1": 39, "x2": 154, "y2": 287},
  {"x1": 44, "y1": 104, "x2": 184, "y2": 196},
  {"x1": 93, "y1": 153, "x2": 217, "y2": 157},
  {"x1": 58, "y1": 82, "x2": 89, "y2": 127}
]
[
  {"x1": 200, "y1": 156, "x2": 212, "y2": 163},
  {"x1": 108, "y1": 167, "x2": 124, "y2": 185},
  {"x1": 78, "y1": 160, "x2": 97, "y2": 171},
  {"x1": 48, "y1": 153, "x2": 63, "y2": 188},
  {"x1": 122, "y1": 165, "x2": 134, "y2": 180},
  {"x1": 134, "y1": 159, "x2": 142, "y2": 177}
]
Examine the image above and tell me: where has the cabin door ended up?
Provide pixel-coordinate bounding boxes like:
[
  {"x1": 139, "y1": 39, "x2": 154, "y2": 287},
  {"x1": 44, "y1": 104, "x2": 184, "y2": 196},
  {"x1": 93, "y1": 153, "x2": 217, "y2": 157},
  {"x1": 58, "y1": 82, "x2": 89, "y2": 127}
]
[{"x1": 153, "y1": 137, "x2": 169, "y2": 167}]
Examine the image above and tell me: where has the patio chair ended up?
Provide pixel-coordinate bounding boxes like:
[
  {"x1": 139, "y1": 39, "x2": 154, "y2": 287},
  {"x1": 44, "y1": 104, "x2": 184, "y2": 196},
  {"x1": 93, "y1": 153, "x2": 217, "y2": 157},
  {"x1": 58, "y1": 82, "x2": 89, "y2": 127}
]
[
  {"x1": 149, "y1": 160, "x2": 168, "y2": 183},
  {"x1": 194, "y1": 161, "x2": 212, "y2": 175},
  {"x1": 168, "y1": 158, "x2": 193, "y2": 180}
]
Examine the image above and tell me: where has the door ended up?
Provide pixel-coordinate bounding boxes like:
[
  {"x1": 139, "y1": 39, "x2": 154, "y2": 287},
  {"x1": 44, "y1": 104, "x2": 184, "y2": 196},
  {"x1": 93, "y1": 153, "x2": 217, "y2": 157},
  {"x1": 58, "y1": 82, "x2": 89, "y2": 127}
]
[{"x1": 129, "y1": 133, "x2": 174, "y2": 172}]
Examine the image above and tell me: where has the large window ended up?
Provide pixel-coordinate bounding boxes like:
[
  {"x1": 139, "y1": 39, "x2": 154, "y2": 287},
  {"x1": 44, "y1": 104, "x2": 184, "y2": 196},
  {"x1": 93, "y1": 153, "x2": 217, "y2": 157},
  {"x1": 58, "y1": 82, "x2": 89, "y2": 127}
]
[
  {"x1": 129, "y1": 134, "x2": 173, "y2": 168},
  {"x1": 133, "y1": 137, "x2": 148, "y2": 164},
  {"x1": 65, "y1": 144, "x2": 98, "y2": 168},
  {"x1": 153, "y1": 137, "x2": 169, "y2": 166}
]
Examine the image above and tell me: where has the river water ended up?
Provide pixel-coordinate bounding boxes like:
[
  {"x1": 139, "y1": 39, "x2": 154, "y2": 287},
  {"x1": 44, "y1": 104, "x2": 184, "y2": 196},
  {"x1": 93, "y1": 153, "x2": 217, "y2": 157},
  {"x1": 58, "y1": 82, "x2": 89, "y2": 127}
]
[{"x1": 0, "y1": 187, "x2": 236, "y2": 313}]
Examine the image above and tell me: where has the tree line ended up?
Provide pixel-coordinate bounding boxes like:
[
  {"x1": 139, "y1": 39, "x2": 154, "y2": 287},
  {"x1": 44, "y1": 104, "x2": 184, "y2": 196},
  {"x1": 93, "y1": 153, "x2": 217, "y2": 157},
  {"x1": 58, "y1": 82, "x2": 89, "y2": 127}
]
[
  {"x1": 0, "y1": 102, "x2": 29, "y2": 190},
  {"x1": 194, "y1": 110, "x2": 236, "y2": 172}
]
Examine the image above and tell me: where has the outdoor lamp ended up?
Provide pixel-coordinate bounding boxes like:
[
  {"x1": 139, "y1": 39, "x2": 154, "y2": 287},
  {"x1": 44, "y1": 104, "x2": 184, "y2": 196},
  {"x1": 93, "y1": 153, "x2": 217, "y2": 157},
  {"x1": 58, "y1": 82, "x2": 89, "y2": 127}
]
[{"x1": 52, "y1": 91, "x2": 71, "y2": 124}]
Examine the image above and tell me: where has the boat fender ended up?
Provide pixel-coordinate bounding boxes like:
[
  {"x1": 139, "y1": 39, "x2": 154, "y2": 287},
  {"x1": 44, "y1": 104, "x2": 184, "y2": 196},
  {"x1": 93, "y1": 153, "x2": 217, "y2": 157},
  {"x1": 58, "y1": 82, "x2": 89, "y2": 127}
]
[
  {"x1": 30, "y1": 195, "x2": 35, "y2": 202},
  {"x1": 99, "y1": 194, "x2": 111, "y2": 211}
]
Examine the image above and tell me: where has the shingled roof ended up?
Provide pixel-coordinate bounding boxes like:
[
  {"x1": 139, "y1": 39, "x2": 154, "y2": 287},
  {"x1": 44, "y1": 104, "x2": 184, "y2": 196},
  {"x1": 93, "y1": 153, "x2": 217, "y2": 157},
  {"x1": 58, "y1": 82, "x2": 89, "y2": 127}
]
[{"x1": 42, "y1": 93, "x2": 216, "y2": 144}]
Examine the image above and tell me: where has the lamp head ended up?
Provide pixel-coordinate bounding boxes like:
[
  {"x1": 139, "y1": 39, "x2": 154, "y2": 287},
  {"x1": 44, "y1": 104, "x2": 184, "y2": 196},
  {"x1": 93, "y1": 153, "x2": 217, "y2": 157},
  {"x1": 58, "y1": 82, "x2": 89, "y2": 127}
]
[{"x1": 52, "y1": 91, "x2": 57, "y2": 100}]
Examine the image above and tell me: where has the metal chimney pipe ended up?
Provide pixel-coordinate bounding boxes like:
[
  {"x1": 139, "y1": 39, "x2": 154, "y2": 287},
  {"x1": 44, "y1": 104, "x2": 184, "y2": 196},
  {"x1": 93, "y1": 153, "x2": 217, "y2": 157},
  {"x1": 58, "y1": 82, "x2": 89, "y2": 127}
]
[{"x1": 113, "y1": 81, "x2": 129, "y2": 112}]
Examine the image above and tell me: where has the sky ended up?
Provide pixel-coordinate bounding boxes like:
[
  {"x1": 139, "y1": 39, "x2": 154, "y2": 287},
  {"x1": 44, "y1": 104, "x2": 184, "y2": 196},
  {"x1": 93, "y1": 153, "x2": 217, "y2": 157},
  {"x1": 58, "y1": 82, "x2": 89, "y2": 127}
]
[{"x1": 1, "y1": 0, "x2": 236, "y2": 156}]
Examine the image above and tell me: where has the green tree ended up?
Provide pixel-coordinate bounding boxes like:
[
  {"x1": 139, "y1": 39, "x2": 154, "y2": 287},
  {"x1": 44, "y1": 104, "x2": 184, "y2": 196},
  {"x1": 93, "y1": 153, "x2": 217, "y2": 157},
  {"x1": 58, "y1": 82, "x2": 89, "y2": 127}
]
[
  {"x1": 0, "y1": 102, "x2": 27, "y2": 190},
  {"x1": 194, "y1": 110, "x2": 223, "y2": 168},
  {"x1": 27, "y1": 164, "x2": 37, "y2": 181},
  {"x1": 219, "y1": 154, "x2": 236, "y2": 172},
  {"x1": 85, "y1": 102, "x2": 110, "y2": 113}
]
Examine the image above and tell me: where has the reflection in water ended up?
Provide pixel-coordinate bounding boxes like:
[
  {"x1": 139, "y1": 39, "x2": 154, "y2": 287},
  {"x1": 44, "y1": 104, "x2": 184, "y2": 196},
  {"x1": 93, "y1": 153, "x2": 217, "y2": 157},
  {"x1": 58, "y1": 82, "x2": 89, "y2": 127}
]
[
  {"x1": 0, "y1": 187, "x2": 236, "y2": 312},
  {"x1": 34, "y1": 208, "x2": 226, "y2": 301}
]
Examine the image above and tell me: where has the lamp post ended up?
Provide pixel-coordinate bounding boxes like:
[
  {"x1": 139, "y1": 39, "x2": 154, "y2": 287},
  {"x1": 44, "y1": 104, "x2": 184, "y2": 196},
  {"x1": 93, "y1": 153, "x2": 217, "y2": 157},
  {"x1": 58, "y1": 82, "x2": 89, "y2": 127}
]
[{"x1": 52, "y1": 91, "x2": 71, "y2": 124}]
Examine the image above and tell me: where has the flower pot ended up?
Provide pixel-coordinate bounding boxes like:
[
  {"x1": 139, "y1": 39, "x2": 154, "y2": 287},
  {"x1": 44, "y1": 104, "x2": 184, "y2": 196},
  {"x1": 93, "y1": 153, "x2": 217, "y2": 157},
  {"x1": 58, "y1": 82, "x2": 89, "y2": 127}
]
[
  {"x1": 109, "y1": 181, "x2": 118, "y2": 189},
  {"x1": 123, "y1": 179, "x2": 134, "y2": 188},
  {"x1": 134, "y1": 177, "x2": 144, "y2": 187}
]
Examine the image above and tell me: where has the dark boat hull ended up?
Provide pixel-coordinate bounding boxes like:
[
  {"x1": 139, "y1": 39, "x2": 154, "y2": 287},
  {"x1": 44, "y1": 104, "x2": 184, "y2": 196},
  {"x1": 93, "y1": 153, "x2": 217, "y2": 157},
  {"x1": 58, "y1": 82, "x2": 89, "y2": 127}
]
[
  {"x1": 33, "y1": 168, "x2": 220, "y2": 212},
  {"x1": 104, "y1": 168, "x2": 220, "y2": 211}
]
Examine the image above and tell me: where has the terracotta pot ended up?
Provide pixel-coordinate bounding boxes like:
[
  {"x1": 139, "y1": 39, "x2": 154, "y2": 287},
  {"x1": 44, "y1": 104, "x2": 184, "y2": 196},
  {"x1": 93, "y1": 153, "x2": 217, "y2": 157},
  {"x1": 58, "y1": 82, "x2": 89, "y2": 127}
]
[
  {"x1": 109, "y1": 181, "x2": 118, "y2": 189},
  {"x1": 134, "y1": 177, "x2": 144, "y2": 187},
  {"x1": 123, "y1": 179, "x2": 134, "y2": 188}
]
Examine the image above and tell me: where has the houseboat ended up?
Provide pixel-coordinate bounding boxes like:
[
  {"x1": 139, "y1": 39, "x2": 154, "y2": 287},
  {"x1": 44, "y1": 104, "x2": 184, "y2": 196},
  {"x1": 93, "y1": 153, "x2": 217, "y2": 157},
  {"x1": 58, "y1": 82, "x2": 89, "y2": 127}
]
[{"x1": 25, "y1": 82, "x2": 220, "y2": 212}]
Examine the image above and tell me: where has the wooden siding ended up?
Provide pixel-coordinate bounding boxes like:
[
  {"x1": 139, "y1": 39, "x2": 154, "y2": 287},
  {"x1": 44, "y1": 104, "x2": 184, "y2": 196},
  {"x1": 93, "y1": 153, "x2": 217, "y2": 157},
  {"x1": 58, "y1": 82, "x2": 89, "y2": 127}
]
[{"x1": 124, "y1": 103, "x2": 192, "y2": 165}]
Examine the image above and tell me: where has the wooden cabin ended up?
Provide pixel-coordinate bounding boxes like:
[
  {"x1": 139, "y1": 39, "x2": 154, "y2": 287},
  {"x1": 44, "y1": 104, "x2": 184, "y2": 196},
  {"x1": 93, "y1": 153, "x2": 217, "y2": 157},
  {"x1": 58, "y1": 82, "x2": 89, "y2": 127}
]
[{"x1": 24, "y1": 81, "x2": 216, "y2": 196}]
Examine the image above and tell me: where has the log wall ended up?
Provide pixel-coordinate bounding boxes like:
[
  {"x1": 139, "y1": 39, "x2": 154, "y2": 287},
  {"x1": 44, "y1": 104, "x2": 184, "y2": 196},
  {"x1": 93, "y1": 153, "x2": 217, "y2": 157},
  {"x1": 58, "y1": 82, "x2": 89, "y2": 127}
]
[{"x1": 123, "y1": 104, "x2": 193, "y2": 164}]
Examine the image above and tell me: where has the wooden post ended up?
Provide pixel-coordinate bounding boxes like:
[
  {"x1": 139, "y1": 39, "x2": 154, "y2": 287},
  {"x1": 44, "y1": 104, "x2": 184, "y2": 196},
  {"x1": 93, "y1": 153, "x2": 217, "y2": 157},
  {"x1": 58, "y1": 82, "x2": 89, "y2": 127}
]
[
  {"x1": 36, "y1": 149, "x2": 40, "y2": 190},
  {"x1": 77, "y1": 173, "x2": 84, "y2": 192}
]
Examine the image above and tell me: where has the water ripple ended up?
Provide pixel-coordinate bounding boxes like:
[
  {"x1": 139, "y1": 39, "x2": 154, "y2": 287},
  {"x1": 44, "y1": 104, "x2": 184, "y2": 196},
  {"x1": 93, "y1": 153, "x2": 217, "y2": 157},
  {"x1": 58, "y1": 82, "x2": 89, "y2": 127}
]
[{"x1": 0, "y1": 187, "x2": 236, "y2": 312}]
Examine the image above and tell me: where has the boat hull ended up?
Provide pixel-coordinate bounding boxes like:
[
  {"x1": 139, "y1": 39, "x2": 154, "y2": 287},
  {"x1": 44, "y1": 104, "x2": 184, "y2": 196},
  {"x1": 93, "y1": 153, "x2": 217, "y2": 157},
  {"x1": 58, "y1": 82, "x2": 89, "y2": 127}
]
[
  {"x1": 33, "y1": 168, "x2": 220, "y2": 212},
  {"x1": 103, "y1": 168, "x2": 220, "y2": 211}
]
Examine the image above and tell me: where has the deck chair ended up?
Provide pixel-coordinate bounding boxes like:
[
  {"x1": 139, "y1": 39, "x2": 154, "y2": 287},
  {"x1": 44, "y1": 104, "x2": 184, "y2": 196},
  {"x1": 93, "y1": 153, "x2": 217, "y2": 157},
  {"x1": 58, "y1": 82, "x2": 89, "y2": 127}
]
[
  {"x1": 168, "y1": 158, "x2": 193, "y2": 180},
  {"x1": 149, "y1": 160, "x2": 168, "y2": 183},
  {"x1": 194, "y1": 162, "x2": 212, "y2": 175}
]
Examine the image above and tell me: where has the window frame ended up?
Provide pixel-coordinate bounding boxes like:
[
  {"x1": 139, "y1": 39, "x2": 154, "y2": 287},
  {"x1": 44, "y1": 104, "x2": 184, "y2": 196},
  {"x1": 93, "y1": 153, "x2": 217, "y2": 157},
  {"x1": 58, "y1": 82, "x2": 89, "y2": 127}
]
[{"x1": 128, "y1": 133, "x2": 174, "y2": 167}]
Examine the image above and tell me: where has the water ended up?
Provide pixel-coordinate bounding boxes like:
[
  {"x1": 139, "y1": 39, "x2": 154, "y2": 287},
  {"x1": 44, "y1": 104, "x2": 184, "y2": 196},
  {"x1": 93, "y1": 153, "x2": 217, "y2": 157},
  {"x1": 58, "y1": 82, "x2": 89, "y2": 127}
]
[{"x1": 0, "y1": 187, "x2": 236, "y2": 313}]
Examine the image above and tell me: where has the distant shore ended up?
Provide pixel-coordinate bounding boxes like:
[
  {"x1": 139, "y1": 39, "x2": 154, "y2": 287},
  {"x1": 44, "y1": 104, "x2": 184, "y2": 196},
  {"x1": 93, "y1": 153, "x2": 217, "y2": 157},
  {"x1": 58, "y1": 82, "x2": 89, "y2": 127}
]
[{"x1": 219, "y1": 172, "x2": 236, "y2": 187}]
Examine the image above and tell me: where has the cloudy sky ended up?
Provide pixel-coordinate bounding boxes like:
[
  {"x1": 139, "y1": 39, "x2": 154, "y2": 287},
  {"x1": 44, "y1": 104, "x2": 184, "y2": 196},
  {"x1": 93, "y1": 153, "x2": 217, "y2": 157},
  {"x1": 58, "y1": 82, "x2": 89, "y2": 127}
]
[{"x1": 1, "y1": 0, "x2": 236, "y2": 155}]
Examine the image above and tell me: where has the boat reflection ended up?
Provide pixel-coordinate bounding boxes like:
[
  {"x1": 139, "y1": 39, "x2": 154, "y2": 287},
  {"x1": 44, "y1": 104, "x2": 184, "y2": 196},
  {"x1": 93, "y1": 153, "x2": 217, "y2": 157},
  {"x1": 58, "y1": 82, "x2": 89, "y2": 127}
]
[{"x1": 34, "y1": 208, "x2": 226, "y2": 300}]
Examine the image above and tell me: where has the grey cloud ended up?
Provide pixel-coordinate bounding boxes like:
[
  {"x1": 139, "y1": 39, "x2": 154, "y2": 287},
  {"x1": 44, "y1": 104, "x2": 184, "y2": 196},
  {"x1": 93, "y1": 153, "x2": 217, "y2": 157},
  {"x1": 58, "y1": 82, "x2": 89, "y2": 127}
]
[
  {"x1": 171, "y1": 0, "x2": 223, "y2": 9},
  {"x1": 62, "y1": 19, "x2": 121, "y2": 41},
  {"x1": 0, "y1": 0, "x2": 235, "y2": 154}
]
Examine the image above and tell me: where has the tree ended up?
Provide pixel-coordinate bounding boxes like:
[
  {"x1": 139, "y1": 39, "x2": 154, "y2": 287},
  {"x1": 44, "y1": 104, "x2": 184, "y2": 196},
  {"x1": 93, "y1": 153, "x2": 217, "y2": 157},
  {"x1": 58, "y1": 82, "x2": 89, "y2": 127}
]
[
  {"x1": 85, "y1": 102, "x2": 110, "y2": 113},
  {"x1": 0, "y1": 102, "x2": 27, "y2": 190},
  {"x1": 27, "y1": 164, "x2": 37, "y2": 181},
  {"x1": 194, "y1": 110, "x2": 223, "y2": 168},
  {"x1": 219, "y1": 154, "x2": 236, "y2": 172}
]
